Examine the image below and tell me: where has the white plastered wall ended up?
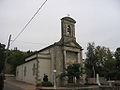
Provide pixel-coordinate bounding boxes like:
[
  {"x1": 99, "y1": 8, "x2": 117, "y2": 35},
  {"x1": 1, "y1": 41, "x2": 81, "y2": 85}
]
[
  {"x1": 38, "y1": 48, "x2": 51, "y2": 82},
  {"x1": 16, "y1": 60, "x2": 37, "y2": 84},
  {"x1": 38, "y1": 58, "x2": 51, "y2": 82},
  {"x1": 16, "y1": 47, "x2": 52, "y2": 84}
]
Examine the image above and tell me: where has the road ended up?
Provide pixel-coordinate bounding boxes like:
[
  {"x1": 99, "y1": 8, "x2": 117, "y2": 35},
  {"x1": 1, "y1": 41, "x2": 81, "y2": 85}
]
[{"x1": 3, "y1": 82, "x2": 24, "y2": 90}]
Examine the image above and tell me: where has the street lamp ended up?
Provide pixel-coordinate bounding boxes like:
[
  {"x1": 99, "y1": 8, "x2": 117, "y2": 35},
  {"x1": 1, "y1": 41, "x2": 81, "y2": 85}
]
[{"x1": 53, "y1": 70, "x2": 56, "y2": 89}]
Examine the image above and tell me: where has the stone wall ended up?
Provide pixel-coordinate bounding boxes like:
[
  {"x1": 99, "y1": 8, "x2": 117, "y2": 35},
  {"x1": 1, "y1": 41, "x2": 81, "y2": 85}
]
[{"x1": 87, "y1": 77, "x2": 108, "y2": 85}]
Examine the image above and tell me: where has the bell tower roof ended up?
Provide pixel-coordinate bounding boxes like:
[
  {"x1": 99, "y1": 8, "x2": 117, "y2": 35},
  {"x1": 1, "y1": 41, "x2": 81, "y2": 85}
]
[{"x1": 61, "y1": 17, "x2": 76, "y2": 23}]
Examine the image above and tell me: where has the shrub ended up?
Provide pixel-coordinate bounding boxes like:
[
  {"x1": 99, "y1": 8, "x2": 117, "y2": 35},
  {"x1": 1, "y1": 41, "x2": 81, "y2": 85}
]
[
  {"x1": 41, "y1": 81, "x2": 53, "y2": 87},
  {"x1": 115, "y1": 83, "x2": 120, "y2": 86},
  {"x1": 43, "y1": 74, "x2": 48, "y2": 82}
]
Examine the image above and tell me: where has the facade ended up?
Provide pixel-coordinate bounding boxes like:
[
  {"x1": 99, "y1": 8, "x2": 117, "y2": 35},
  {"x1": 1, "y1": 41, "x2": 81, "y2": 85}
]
[{"x1": 16, "y1": 17, "x2": 83, "y2": 86}]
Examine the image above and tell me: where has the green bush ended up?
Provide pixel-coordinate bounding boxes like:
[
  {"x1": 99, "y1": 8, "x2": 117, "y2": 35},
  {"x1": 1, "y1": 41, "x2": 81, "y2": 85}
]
[
  {"x1": 0, "y1": 80, "x2": 4, "y2": 90},
  {"x1": 43, "y1": 74, "x2": 48, "y2": 82},
  {"x1": 115, "y1": 83, "x2": 120, "y2": 86},
  {"x1": 41, "y1": 81, "x2": 53, "y2": 87}
]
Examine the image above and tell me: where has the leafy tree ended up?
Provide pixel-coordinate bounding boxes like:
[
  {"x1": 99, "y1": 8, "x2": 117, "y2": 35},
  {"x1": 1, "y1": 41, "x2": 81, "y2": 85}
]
[
  {"x1": 115, "y1": 47, "x2": 120, "y2": 69},
  {"x1": 94, "y1": 46, "x2": 113, "y2": 76},
  {"x1": 0, "y1": 43, "x2": 5, "y2": 90},
  {"x1": 85, "y1": 42, "x2": 97, "y2": 77},
  {"x1": 85, "y1": 42, "x2": 115, "y2": 78},
  {"x1": 114, "y1": 47, "x2": 120, "y2": 80},
  {"x1": 0, "y1": 43, "x2": 6, "y2": 73},
  {"x1": 99, "y1": 47, "x2": 120, "y2": 80},
  {"x1": 95, "y1": 46, "x2": 107, "y2": 66},
  {"x1": 103, "y1": 58, "x2": 117, "y2": 80},
  {"x1": 7, "y1": 49, "x2": 28, "y2": 75},
  {"x1": 102, "y1": 47, "x2": 120, "y2": 80},
  {"x1": 3, "y1": 48, "x2": 34, "y2": 75},
  {"x1": 59, "y1": 63, "x2": 83, "y2": 83}
]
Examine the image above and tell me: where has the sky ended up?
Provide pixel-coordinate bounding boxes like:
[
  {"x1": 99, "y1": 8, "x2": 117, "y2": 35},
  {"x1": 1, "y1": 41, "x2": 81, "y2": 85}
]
[{"x1": 0, "y1": 0, "x2": 120, "y2": 58}]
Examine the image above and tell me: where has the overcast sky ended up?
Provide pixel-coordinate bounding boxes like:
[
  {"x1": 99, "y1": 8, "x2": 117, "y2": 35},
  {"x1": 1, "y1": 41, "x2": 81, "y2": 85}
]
[{"x1": 0, "y1": 0, "x2": 120, "y2": 57}]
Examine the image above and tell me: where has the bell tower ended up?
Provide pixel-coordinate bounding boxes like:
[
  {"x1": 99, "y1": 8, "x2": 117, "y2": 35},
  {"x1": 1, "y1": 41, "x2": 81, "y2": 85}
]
[
  {"x1": 55, "y1": 17, "x2": 83, "y2": 86},
  {"x1": 61, "y1": 17, "x2": 76, "y2": 43}
]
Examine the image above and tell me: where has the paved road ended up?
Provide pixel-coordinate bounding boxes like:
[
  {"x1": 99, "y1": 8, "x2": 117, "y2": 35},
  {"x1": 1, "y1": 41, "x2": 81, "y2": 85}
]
[{"x1": 3, "y1": 82, "x2": 24, "y2": 90}]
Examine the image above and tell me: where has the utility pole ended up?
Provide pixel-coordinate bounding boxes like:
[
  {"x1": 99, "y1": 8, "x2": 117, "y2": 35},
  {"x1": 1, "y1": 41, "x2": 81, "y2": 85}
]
[
  {"x1": 6, "y1": 35, "x2": 11, "y2": 50},
  {"x1": 3, "y1": 35, "x2": 11, "y2": 74}
]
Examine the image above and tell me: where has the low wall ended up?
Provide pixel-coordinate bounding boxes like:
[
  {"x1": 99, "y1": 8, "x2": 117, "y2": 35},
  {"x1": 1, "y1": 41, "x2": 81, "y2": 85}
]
[
  {"x1": 87, "y1": 77, "x2": 108, "y2": 85},
  {"x1": 37, "y1": 86, "x2": 120, "y2": 90}
]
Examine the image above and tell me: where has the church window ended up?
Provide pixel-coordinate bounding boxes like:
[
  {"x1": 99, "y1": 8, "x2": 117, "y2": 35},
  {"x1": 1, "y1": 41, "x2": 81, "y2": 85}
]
[
  {"x1": 32, "y1": 64, "x2": 36, "y2": 76},
  {"x1": 24, "y1": 66, "x2": 26, "y2": 76}
]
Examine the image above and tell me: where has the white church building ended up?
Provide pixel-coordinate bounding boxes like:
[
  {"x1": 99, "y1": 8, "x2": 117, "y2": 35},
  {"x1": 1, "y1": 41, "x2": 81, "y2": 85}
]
[{"x1": 16, "y1": 17, "x2": 83, "y2": 86}]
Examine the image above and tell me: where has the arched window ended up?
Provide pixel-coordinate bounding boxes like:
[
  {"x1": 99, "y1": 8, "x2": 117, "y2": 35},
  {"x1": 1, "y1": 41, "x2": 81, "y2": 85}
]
[{"x1": 66, "y1": 25, "x2": 71, "y2": 36}]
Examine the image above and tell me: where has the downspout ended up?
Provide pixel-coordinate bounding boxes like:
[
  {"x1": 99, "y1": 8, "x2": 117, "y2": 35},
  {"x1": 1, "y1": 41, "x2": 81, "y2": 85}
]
[{"x1": 53, "y1": 45, "x2": 57, "y2": 87}]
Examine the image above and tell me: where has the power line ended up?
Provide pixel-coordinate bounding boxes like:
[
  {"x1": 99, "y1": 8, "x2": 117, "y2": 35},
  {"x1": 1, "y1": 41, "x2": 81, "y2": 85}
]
[{"x1": 11, "y1": 0, "x2": 48, "y2": 45}]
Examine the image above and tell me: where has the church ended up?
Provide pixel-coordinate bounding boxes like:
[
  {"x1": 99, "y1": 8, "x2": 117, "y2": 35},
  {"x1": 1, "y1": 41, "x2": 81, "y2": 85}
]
[{"x1": 16, "y1": 17, "x2": 83, "y2": 86}]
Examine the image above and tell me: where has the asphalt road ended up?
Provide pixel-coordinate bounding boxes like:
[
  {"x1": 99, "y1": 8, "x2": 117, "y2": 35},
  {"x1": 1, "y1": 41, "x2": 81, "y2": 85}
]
[{"x1": 3, "y1": 82, "x2": 24, "y2": 90}]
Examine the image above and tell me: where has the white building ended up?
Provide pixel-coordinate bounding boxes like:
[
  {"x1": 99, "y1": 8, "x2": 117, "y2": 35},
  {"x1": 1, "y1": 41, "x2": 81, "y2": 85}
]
[{"x1": 16, "y1": 17, "x2": 83, "y2": 86}]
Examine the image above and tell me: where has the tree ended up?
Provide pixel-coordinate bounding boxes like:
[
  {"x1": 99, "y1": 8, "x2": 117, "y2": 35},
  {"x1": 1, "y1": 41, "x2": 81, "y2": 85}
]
[
  {"x1": 7, "y1": 50, "x2": 28, "y2": 75},
  {"x1": 0, "y1": 43, "x2": 6, "y2": 73},
  {"x1": 59, "y1": 63, "x2": 83, "y2": 84},
  {"x1": 103, "y1": 58, "x2": 117, "y2": 80},
  {"x1": 115, "y1": 47, "x2": 120, "y2": 69},
  {"x1": 101, "y1": 47, "x2": 120, "y2": 80},
  {"x1": 114, "y1": 47, "x2": 120, "y2": 80},
  {"x1": 85, "y1": 42, "x2": 97, "y2": 77},
  {"x1": 94, "y1": 46, "x2": 113, "y2": 76},
  {"x1": 85, "y1": 42, "x2": 115, "y2": 78},
  {"x1": 0, "y1": 43, "x2": 5, "y2": 90}
]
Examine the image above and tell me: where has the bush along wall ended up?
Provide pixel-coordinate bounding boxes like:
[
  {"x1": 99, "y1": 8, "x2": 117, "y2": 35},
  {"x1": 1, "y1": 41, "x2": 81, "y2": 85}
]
[{"x1": 41, "y1": 74, "x2": 53, "y2": 87}]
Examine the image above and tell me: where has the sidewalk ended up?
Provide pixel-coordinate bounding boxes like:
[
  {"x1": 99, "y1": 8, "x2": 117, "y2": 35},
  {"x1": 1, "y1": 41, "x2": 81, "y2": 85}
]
[{"x1": 4, "y1": 77, "x2": 36, "y2": 90}]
